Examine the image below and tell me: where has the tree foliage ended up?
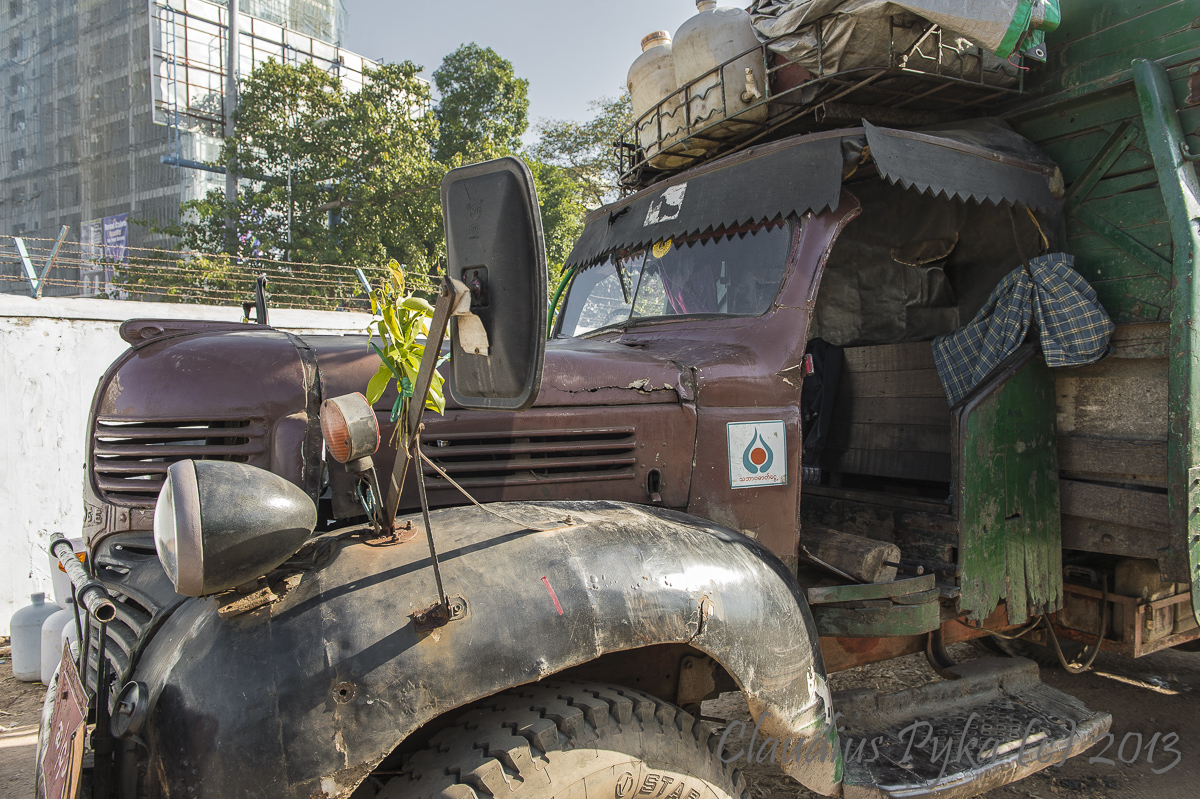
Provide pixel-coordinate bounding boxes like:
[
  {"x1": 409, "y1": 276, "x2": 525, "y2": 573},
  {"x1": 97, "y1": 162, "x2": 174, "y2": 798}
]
[
  {"x1": 226, "y1": 59, "x2": 444, "y2": 272},
  {"x1": 433, "y1": 43, "x2": 530, "y2": 163},
  {"x1": 125, "y1": 59, "x2": 445, "y2": 306},
  {"x1": 130, "y1": 46, "x2": 628, "y2": 306},
  {"x1": 528, "y1": 94, "x2": 632, "y2": 209}
]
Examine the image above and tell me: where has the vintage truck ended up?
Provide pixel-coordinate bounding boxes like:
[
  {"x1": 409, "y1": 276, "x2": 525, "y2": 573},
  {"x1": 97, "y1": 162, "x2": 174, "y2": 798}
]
[{"x1": 36, "y1": 2, "x2": 1199, "y2": 798}]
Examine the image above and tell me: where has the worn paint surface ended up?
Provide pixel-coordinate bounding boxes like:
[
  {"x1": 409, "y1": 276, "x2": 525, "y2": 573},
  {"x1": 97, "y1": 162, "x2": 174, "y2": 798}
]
[
  {"x1": 1008, "y1": 3, "x2": 1200, "y2": 626},
  {"x1": 806, "y1": 575, "x2": 940, "y2": 638},
  {"x1": 1133, "y1": 58, "x2": 1200, "y2": 624},
  {"x1": 127, "y1": 501, "x2": 840, "y2": 799},
  {"x1": 956, "y1": 347, "x2": 1062, "y2": 624},
  {"x1": 811, "y1": 601, "x2": 940, "y2": 638}
]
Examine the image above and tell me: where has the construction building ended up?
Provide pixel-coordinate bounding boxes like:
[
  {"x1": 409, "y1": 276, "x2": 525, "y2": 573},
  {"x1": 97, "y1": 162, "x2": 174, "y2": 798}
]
[{"x1": 1, "y1": 0, "x2": 369, "y2": 296}]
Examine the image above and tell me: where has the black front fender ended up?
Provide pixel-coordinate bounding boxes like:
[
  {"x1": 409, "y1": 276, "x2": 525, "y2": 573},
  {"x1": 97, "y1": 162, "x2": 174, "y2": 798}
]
[{"x1": 134, "y1": 501, "x2": 840, "y2": 798}]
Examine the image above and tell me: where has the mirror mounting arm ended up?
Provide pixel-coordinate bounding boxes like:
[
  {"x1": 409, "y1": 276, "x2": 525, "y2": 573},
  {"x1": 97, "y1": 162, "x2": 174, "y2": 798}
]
[{"x1": 381, "y1": 276, "x2": 471, "y2": 532}]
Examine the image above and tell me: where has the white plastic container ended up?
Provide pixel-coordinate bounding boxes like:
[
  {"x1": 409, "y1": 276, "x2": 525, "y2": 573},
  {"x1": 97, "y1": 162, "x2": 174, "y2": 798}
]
[
  {"x1": 673, "y1": 0, "x2": 768, "y2": 147},
  {"x1": 61, "y1": 618, "x2": 80, "y2": 664},
  {"x1": 627, "y1": 31, "x2": 695, "y2": 169},
  {"x1": 41, "y1": 607, "x2": 75, "y2": 684},
  {"x1": 10, "y1": 593, "x2": 59, "y2": 681}
]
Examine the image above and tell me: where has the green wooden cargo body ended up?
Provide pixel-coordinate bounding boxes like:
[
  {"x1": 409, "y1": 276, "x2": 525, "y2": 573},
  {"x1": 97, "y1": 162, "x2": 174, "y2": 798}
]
[
  {"x1": 792, "y1": 1, "x2": 1199, "y2": 653},
  {"x1": 1005, "y1": 0, "x2": 1200, "y2": 638}
]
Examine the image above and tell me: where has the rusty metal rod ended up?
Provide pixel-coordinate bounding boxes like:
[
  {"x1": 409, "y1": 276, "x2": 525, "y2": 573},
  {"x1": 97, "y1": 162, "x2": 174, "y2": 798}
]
[
  {"x1": 50, "y1": 534, "x2": 116, "y2": 623},
  {"x1": 382, "y1": 276, "x2": 463, "y2": 530},
  {"x1": 412, "y1": 436, "x2": 447, "y2": 608}
]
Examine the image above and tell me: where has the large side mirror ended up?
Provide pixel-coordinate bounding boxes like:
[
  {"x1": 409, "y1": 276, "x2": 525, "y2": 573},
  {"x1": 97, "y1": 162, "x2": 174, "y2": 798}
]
[{"x1": 441, "y1": 156, "x2": 547, "y2": 411}]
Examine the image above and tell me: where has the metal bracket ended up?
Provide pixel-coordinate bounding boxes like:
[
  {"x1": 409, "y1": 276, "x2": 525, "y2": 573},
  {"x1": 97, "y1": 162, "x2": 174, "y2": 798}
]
[
  {"x1": 382, "y1": 276, "x2": 469, "y2": 528},
  {"x1": 14, "y1": 225, "x2": 69, "y2": 298},
  {"x1": 677, "y1": 654, "x2": 719, "y2": 707},
  {"x1": 412, "y1": 595, "x2": 468, "y2": 633}
]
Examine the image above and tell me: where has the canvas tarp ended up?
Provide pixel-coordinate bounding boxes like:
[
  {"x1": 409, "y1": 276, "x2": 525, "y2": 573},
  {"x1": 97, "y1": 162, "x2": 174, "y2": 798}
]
[
  {"x1": 566, "y1": 122, "x2": 1058, "y2": 270},
  {"x1": 748, "y1": 0, "x2": 1033, "y2": 82}
]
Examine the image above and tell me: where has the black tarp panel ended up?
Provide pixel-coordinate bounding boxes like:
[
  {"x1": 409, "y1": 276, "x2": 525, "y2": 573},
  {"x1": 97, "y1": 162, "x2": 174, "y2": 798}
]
[
  {"x1": 564, "y1": 122, "x2": 1059, "y2": 270},
  {"x1": 864, "y1": 120, "x2": 1058, "y2": 210},
  {"x1": 564, "y1": 133, "x2": 845, "y2": 269}
]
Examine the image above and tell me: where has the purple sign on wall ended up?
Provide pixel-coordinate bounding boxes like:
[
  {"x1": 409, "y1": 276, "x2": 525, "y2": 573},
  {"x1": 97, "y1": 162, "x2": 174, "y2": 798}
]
[{"x1": 103, "y1": 213, "x2": 128, "y2": 264}]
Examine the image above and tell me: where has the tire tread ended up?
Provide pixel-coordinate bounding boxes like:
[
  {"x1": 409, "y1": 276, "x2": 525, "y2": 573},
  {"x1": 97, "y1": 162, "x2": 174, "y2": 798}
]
[{"x1": 378, "y1": 680, "x2": 747, "y2": 799}]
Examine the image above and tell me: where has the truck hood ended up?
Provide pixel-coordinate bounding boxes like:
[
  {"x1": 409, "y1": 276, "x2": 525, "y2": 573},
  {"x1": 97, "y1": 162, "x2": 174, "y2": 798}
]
[
  {"x1": 523, "y1": 337, "x2": 694, "y2": 406},
  {"x1": 305, "y1": 333, "x2": 694, "y2": 410}
]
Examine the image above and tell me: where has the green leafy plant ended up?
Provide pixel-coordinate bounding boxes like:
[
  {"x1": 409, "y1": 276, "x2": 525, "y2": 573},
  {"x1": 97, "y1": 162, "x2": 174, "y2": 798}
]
[{"x1": 365, "y1": 260, "x2": 446, "y2": 445}]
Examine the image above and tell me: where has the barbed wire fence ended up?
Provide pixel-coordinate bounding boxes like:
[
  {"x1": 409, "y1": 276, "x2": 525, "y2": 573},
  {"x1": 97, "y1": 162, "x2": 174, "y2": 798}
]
[{"x1": 0, "y1": 235, "x2": 444, "y2": 311}]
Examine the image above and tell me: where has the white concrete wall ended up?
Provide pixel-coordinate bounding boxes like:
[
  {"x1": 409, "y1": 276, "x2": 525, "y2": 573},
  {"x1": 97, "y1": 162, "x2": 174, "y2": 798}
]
[{"x1": 0, "y1": 295, "x2": 372, "y2": 634}]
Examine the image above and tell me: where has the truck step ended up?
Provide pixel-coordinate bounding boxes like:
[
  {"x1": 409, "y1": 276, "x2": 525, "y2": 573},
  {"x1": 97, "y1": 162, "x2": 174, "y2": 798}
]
[{"x1": 836, "y1": 657, "x2": 1110, "y2": 799}]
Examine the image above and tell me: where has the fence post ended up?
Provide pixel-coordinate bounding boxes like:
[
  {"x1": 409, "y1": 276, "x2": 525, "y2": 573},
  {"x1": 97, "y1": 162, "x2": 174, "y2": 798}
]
[{"x1": 13, "y1": 224, "x2": 69, "y2": 298}]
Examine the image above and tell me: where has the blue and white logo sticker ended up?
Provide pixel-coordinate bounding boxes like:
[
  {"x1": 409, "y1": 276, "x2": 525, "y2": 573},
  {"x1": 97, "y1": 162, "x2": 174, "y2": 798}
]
[{"x1": 727, "y1": 420, "x2": 787, "y2": 489}]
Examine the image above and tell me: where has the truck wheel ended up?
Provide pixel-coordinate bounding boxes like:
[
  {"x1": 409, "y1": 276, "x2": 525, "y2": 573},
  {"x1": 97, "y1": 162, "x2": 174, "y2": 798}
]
[{"x1": 377, "y1": 680, "x2": 748, "y2": 799}]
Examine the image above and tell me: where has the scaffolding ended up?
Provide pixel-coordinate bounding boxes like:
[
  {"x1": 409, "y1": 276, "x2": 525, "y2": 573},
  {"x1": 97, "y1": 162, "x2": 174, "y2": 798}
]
[
  {"x1": 149, "y1": 0, "x2": 372, "y2": 135},
  {"x1": 0, "y1": 0, "x2": 371, "y2": 298}
]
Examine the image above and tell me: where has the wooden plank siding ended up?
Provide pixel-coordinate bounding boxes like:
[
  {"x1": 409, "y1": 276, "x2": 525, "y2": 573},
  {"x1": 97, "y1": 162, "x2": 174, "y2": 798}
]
[
  {"x1": 821, "y1": 342, "x2": 953, "y2": 484},
  {"x1": 1051, "y1": 326, "x2": 1171, "y2": 557},
  {"x1": 1008, "y1": 0, "x2": 1200, "y2": 112},
  {"x1": 1060, "y1": 480, "x2": 1169, "y2": 533},
  {"x1": 956, "y1": 348, "x2": 1062, "y2": 623}
]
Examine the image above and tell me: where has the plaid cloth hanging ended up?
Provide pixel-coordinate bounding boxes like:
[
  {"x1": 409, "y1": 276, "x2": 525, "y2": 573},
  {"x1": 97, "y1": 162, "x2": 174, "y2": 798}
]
[{"x1": 933, "y1": 253, "x2": 1114, "y2": 406}]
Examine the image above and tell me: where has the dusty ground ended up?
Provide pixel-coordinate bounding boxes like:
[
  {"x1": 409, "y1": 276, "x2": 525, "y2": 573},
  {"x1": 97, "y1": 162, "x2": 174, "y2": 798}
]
[
  {"x1": 700, "y1": 643, "x2": 1200, "y2": 799},
  {"x1": 1, "y1": 638, "x2": 1196, "y2": 798},
  {"x1": 2, "y1": 638, "x2": 45, "y2": 799}
]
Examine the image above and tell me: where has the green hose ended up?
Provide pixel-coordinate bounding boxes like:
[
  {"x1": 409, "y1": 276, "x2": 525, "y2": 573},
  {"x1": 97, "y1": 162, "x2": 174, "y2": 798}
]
[{"x1": 547, "y1": 266, "x2": 576, "y2": 337}]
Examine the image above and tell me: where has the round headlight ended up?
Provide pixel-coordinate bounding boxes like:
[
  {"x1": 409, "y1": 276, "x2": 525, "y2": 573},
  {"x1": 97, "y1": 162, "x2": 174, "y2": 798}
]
[
  {"x1": 153, "y1": 460, "x2": 317, "y2": 597},
  {"x1": 154, "y1": 461, "x2": 199, "y2": 592}
]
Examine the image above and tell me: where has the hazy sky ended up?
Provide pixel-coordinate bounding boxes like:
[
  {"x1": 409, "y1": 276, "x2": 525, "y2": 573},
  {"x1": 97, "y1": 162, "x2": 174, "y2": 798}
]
[{"x1": 343, "y1": 1, "x2": 706, "y2": 125}]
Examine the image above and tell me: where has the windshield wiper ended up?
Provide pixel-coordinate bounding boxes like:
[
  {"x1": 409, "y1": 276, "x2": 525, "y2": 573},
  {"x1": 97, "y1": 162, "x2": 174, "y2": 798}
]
[{"x1": 614, "y1": 259, "x2": 632, "y2": 304}]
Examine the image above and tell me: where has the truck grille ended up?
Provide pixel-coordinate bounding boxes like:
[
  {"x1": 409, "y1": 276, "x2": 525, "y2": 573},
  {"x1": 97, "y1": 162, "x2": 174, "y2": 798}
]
[
  {"x1": 83, "y1": 537, "x2": 181, "y2": 714},
  {"x1": 92, "y1": 417, "x2": 265, "y2": 505},
  {"x1": 421, "y1": 426, "x2": 638, "y2": 488},
  {"x1": 84, "y1": 589, "x2": 153, "y2": 695}
]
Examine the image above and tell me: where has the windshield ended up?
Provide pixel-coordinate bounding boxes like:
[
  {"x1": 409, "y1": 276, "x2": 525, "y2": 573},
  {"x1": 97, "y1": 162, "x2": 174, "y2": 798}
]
[{"x1": 557, "y1": 218, "x2": 795, "y2": 337}]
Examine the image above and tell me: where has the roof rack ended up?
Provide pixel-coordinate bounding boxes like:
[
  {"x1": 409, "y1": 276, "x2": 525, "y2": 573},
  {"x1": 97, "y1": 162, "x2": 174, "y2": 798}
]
[{"x1": 618, "y1": 16, "x2": 1026, "y2": 194}]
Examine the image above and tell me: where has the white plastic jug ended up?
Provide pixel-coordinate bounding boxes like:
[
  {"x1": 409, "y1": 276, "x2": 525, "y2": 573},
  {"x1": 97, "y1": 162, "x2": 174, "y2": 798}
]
[
  {"x1": 674, "y1": 0, "x2": 768, "y2": 147},
  {"x1": 10, "y1": 593, "x2": 58, "y2": 681},
  {"x1": 61, "y1": 617, "x2": 80, "y2": 663},
  {"x1": 41, "y1": 607, "x2": 75, "y2": 684},
  {"x1": 627, "y1": 31, "x2": 695, "y2": 169}
]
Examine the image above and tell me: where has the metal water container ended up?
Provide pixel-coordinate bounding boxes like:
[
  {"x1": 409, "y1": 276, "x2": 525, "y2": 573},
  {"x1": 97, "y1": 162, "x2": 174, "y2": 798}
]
[
  {"x1": 627, "y1": 31, "x2": 695, "y2": 169},
  {"x1": 673, "y1": 0, "x2": 768, "y2": 147},
  {"x1": 41, "y1": 607, "x2": 74, "y2": 684},
  {"x1": 10, "y1": 592, "x2": 58, "y2": 681},
  {"x1": 61, "y1": 617, "x2": 80, "y2": 663}
]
